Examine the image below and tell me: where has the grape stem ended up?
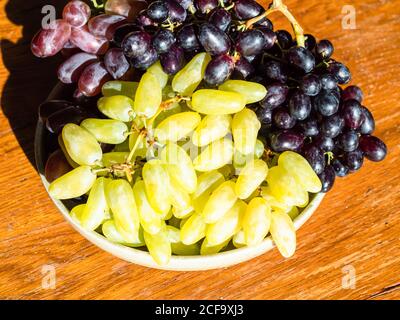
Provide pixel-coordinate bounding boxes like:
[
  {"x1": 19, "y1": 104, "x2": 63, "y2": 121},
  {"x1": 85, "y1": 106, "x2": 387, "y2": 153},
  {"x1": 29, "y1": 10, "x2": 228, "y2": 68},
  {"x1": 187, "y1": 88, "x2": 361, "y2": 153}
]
[
  {"x1": 246, "y1": 0, "x2": 305, "y2": 47},
  {"x1": 126, "y1": 132, "x2": 145, "y2": 164}
]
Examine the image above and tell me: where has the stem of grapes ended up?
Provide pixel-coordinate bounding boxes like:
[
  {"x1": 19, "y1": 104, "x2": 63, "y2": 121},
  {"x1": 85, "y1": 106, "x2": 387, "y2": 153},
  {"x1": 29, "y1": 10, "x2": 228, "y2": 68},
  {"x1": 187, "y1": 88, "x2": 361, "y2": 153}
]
[{"x1": 126, "y1": 132, "x2": 145, "y2": 164}]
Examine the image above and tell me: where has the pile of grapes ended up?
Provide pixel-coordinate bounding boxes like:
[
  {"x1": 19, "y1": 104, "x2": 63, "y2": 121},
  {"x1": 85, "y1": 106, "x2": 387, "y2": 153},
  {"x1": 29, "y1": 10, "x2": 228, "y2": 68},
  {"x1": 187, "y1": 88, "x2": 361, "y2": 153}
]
[{"x1": 33, "y1": 0, "x2": 387, "y2": 265}]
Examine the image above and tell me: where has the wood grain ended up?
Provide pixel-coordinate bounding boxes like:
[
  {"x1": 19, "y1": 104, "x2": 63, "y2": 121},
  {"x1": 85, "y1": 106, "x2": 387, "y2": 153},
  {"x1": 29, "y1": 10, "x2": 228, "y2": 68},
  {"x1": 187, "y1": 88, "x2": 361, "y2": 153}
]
[{"x1": 0, "y1": 0, "x2": 399, "y2": 300}]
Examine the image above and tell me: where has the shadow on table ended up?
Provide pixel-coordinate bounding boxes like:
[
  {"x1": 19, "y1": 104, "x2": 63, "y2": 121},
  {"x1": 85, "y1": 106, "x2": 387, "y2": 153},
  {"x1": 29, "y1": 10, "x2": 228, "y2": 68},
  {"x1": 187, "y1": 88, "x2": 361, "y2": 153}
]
[{"x1": 1, "y1": 0, "x2": 66, "y2": 167}]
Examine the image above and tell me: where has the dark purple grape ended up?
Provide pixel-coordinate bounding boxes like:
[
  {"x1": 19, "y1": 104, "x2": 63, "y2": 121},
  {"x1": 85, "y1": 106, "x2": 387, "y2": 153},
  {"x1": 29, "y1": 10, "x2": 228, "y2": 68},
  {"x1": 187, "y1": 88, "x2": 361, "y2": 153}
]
[
  {"x1": 303, "y1": 144, "x2": 325, "y2": 175},
  {"x1": 198, "y1": 23, "x2": 231, "y2": 56},
  {"x1": 39, "y1": 100, "x2": 77, "y2": 121},
  {"x1": 112, "y1": 23, "x2": 142, "y2": 47},
  {"x1": 343, "y1": 149, "x2": 364, "y2": 171},
  {"x1": 177, "y1": 24, "x2": 200, "y2": 52},
  {"x1": 255, "y1": 17, "x2": 273, "y2": 30},
  {"x1": 152, "y1": 29, "x2": 176, "y2": 54},
  {"x1": 338, "y1": 130, "x2": 359, "y2": 152},
  {"x1": 130, "y1": 46, "x2": 158, "y2": 69},
  {"x1": 342, "y1": 99, "x2": 363, "y2": 129},
  {"x1": 275, "y1": 30, "x2": 293, "y2": 49},
  {"x1": 257, "y1": 27, "x2": 276, "y2": 50},
  {"x1": 46, "y1": 107, "x2": 86, "y2": 134},
  {"x1": 234, "y1": 0, "x2": 263, "y2": 20},
  {"x1": 358, "y1": 106, "x2": 375, "y2": 135},
  {"x1": 332, "y1": 159, "x2": 349, "y2": 177},
  {"x1": 165, "y1": 0, "x2": 187, "y2": 22},
  {"x1": 316, "y1": 40, "x2": 334, "y2": 60},
  {"x1": 122, "y1": 31, "x2": 152, "y2": 58},
  {"x1": 256, "y1": 107, "x2": 272, "y2": 125},
  {"x1": 159, "y1": 45, "x2": 185, "y2": 74},
  {"x1": 328, "y1": 62, "x2": 351, "y2": 84},
  {"x1": 314, "y1": 135, "x2": 335, "y2": 151},
  {"x1": 204, "y1": 54, "x2": 235, "y2": 86},
  {"x1": 259, "y1": 83, "x2": 289, "y2": 110},
  {"x1": 147, "y1": 1, "x2": 169, "y2": 22},
  {"x1": 136, "y1": 10, "x2": 156, "y2": 27},
  {"x1": 269, "y1": 131, "x2": 304, "y2": 152},
  {"x1": 233, "y1": 57, "x2": 254, "y2": 79},
  {"x1": 359, "y1": 135, "x2": 387, "y2": 162},
  {"x1": 314, "y1": 91, "x2": 339, "y2": 116},
  {"x1": 104, "y1": 48, "x2": 129, "y2": 79},
  {"x1": 236, "y1": 29, "x2": 266, "y2": 57},
  {"x1": 289, "y1": 90, "x2": 312, "y2": 120},
  {"x1": 45, "y1": 149, "x2": 73, "y2": 183},
  {"x1": 342, "y1": 85, "x2": 363, "y2": 103},
  {"x1": 263, "y1": 61, "x2": 287, "y2": 83},
  {"x1": 320, "y1": 74, "x2": 337, "y2": 91},
  {"x1": 176, "y1": 0, "x2": 193, "y2": 9},
  {"x1": 304, "y1": 34, "x2": 316, "y2": 50},
  {"x1": 208, "y1": 8, "x2": 231, "y2": 32},
  {"x1": 298, "y1": 118, "x2": 319, "y2": 137},
  {"x1": 318, "y1": 165, "x2": 335, "y2": 192},
  {"x1": 286, "y1": 46, "x2": 315, "y2": 73},
  {"x1": 194, "y1": 0, "x2": 218, "y2": 14},
  {"x1": 320, "y1": 114, "x2": 344, "y2": 138},
  {"x1": 301, "y1": 74, "x2": 321, "y2": 96},
  {"x1": 273, "y1": 107, "x2": 296, "y2": 129}
]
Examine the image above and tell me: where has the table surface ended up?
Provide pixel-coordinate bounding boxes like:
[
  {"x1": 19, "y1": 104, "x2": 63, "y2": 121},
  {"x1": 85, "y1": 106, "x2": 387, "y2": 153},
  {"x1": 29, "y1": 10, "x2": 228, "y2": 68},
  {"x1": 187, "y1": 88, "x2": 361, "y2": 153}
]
[{"x1": 0, "y1": 0, "x2": 399, "y2": 300}]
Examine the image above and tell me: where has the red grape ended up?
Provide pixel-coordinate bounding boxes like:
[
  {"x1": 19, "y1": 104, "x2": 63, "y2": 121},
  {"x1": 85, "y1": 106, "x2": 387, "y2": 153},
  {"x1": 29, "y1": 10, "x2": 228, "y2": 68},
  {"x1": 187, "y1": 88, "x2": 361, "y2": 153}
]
[
  {"x1": 105, "y1": 0, "x2": 147, "y2": 20},
  {"x1": 57, "y1": 52, "x2": 98, "y2": 84},
  {"x1": 62, "y1": 0, "x2": 91, "y2": 28},
  {"x1": 45, "y1": 149, "x2": 73, "y2": 183},
  {"x1": 70, "y1": 26, "x2": 109, "y2": 55},
  {"x1": 88, "y1": 14, "x2": 127, "y2": 40},
  {"x1": 78, "y1": 62, "x2": 112, "y2": 96}
]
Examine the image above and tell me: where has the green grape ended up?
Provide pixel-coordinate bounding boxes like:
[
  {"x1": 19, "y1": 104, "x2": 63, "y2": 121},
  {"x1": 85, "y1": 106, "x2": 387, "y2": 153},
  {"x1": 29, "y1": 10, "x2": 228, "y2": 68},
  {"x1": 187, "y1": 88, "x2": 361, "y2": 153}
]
[
  {"x1": 243, "y1": 197, "x2": 271, "y2": 246},
  {"x1": 102, "y1": 81, "x2": 139, "y2": 97},
  {"x1": 286, "y1": 206, "x2": 299, "y2": 220},
  {"x1": 143, "y1": 223, "x2": 171, "y2": 265},
  {"x1": 98, "y1": 95, "x2": 135, "y2": 122},
  {"x1": 172, "y1": 206, "x2": 193, "y2": 219},
  {"x1": 193, "y1": 138, "x2": 234, "y2": 172},
  {"x1": 113, "y1": 138, "x2": 130, "y2": 152},
  {"x1": 235, "y1": 159, "x2": 268, "y2": 199},
  {"x1": 70, "y1": 204, "x2": 85, "y2": 223},
  {"x1": 233, "y1": 150, "x2": 253, "y2": 171},
  {"x1": 278, "y1": 151, "x2": 322, "y2": 193},
  {"x1": 232, "y1": 108, "x2": 261, "y2": 155},
  {"x1": 147, "y1": 61, "x2": 169, "y2": 88},
  {"x1": 105, "y1": 179, "x2": 140, "y2": 243},
  {"x1": 232, "y1": 230, "x2": 246, "y2": 248},
  {"x1": 49, "y1": 166, "x2": 96, "y2": 199},
  {"x1": 133, "y1": 180, "x2": 163, "y2": 235},
  {"x1": 169, "y1": 180, "x2": 192, "y2": 211},
  {"x1": 102, "y1": 220, "x2": 145, "y2": 247},
  {"x1": 142, "y1": 159, "x2": 171, "y2": 214},
  {"x1": 190, "y1": 89, "x2": 246, "y2": 115},
  {"x1": 81, "y1": 177, "x2": 109, "y2": 231},
  {"x1": 191, "y1": 114, "x2": 231, "y2": 147},
  {"x1": 202, "y1": 181, "x2": 237, "y2": 224},
  {"x1": 62, "y1": 123, "x2": 102, "y2": 166},
  {"x1": 58, "y1": 134, "x2": 79, "y2": 168},
  {"x1": 80, "y1": 118, "x2": 128, "y2": 144},
  {"x1": 134, "y1": 72, "x2": 162, "y2": 118},
  {"x1": 102, "y1": 152, "x2": 129, "y2": 167},
  {"x1": 270, "y1": 210, "x2": 296, "y2": 258},
  {"x1": 200, "y1": 237, "x2": 230, "y2": 255},
  {"x1": 254, "y1": 139, "x2": 265, "y2": 159},
  {"x1": 153, "y1": 103, "x2": 182, "y2": 129},
  {"x1": 192, "y1": 170, "x2": 224, "y2": 213},
  {"x1": 205, "y1": 200, "x2": 246, "y2": 246},
  {"x1": 172, "y1": 52, "x2": 211, "y2": 96},
  {"x1": 166, "y1": 225, "x2": 200, "y2": 256},
  {"x1": 154, "y1": 112, "x2": 201, "y2": 143},
  {"x1": 218, "y1": 80, "x2": 267, "y2": 104},
  {"x1": 180, "y1": 213, "x2": 206, "y2": 245},
  {"x1": 260, "y1": 186, "x2": 290, "y2": 212},
  {"x1": 161, "y1": 142, "x2": 197, "y2": 194}
]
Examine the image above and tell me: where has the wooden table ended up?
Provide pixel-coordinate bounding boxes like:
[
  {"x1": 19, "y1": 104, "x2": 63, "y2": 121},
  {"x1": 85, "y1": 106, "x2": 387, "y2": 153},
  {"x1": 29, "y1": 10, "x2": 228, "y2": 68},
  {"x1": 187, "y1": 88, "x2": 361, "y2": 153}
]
[{"x1": 0, "y1": 0, "x2": 399, "y2": 300}]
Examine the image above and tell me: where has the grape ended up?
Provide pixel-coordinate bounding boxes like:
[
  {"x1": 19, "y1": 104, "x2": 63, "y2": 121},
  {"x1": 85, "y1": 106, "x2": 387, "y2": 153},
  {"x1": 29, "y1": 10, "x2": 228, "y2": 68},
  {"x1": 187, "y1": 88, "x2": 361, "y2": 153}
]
[
  {"x1": 176, "y1": 24, "x2": 200, "y2": 52},
  {"x1": 235, "y1": 159, "x2": 268, "y2": 199},
  {"x1": 193, "y1": 138, "x2": 234, "y2": 171},
  {"x1": 48, "y1": 166, "x2": 96, "y2": 200},
  {"x1": 303, "y1": 144, "x2": 325, "y2": 174},
  {"x1": 134, "y1": 71, "x2": 162, "y2": 118},
  {"x1": 263, "y1": 61, "x2": 287, "y2": 83},
  {"x1": 57, "y1": 52, "x2": 98, "y2": 84},
  {"x1": 301, "y1": 74, "x2": 321, "y2": 96},
  {"x1": 147, "y1": 1, "x2": 169, "y2": 22},
  {"x1": 328, "y1": 62, "x2": 351, "y2": 84},
  {"x1": 234, "y1": 0, "x2": 263, "y2": 20},
  {"x1": 39, "y1": 99, "x2": 76, "y2": 121},
  {"x1": 289, "y1": 91, "x2": 312, "y2": 120},
  {"x1": 201, "y1": 237, "x2": 229, "y2": 255},
  {"x1": 204, "y1": 54, "x2": 234, "y2": 86},
  {"x1": 31, "y1": 20, "x2": 71, "y2": 58},
  {"x1": 202, "y1": 181, "x2": 237, "y2": 223},
  {"x1": 316, "y1": 39, "x2": 334, "y2": 60},
  {"x1": 88, "y1": 14, "x2": 127, "y2": 40},
  {"x1": 152, "y1": 29, "x2": 176, "y2": 54},
  {"x1": 167, "y1": 226, "x2": 200, "y2": 256},
  {"x1": 102, "y1": 220, "x2": 144, "y2": 246},
  {"x1": 98, "y1": 95, "x2": 135, "y2": 121},
  {"x1": 148, "y1": 61, "x2": 169, "y2": 88},
  {"x1": 45, "y1": 106, "x2": 87, "y2": 134},
  {"x1": 105, "y1": 0, "x2": 147, "y2": 20},
  {"x1": 136, "y1": 10, "x2": 156, "y2": 27},
  {"x1": 192, "y1": 114, "x2": 231, "y2": 147},
  {"x1": 175, "y1": 0, "x2": 193, "y2": 9},
  {"x1": 298, "y1": 117, "x2": 319, "y2": 137},
  {"x1": 78, "y1": 62, "x2": 112, "y2": 97},
  {"x1": 233, "y1": 57, "x2": 255, "y2": 79},
  {"x1": 191, "y1": 89, "x2": 246, "y2": 115},
  {"x1": 359, "y1": 106, "x2": 375, "y2": 135},
  {"x1": 62, "y1": 1, "x2": 91, "y2": 28},
  {"x1": 314, "y1": 91, "x2": 339, "y2": 116},
  {"x1": 332, "y1": 159, "x2": 349, "y2": 177},
  {"x1": 62, "y1": 123, "x2": 102, "y2": 166},
  {"x1": 61, "y1": 40, "x2": 81, "y2": 58},
  {"x1": 70, "y1": 26, "x2": 109, "y2": 55},
  {"x1": 286, "y1": 46, "x2": 315, "y2": 74},
  {"x1": 45, "y1": 149, "x2": 73, "y2": 183},
  {"x1": 319, "y1": 74, "x2": 337, "y2": 92},
  {"x1": 173, "y1": 52, "x2": 211, "y2": 95},
  {"x1": 102, "y1": 80, "x2": 138, "y2": 97},
  {"x1": 318, "y1": 165, "x2": 335, "y2": 193},
  {"x1": 337, "y1": 130, "x2": 359, "y2": 152},
  {"x1": 209, "y1": 8, "x2": 231, "y2": 32},
  {"x1": 256, "y1": 107, "x2": 272, "y2": 126},
  {"x1": 273, "y1": 107, "x2": 296, "y2": 130},
  {"x1": 275, "y1": 30, "x2": 293, "y2": 49},
  {"x1": 243, "y1": 197, "x2": 271, "y2": 246},
  {"x1": 155, "y1": 111, "x2": 201, "y2": 142},
  {"x1": 159, "y1": 45, "x2": 185, "y2": 74},
  {"x1": 180, "y1": 213, "x2": 206, "y2": 245},
  {"x1": 258, "y1": 27, "x2": 276, "y2": 50},
  {"x1": 232, "y1": 108, "x2": 261, "y2": 155},
  {"x1": 342, "y1": 85, "x2": 363, "y2": 103},
  {"x1": 165, "y1": 0, "x2": 187, "y2": 22},
  {"x1": 192, "y1": 170, "x2": 224, "y2": 213},
  {"x1": 198, "y1": 23, "x2": 231, "y2": 56},
  {"x1": 269, "y1": 131, "x2": 304, "y2": 152},
  {"x1": 122, "y1": 31, "x2": 152, "y2": 58},
  {"x1": 313, "y1": 135, "x2": 334, "y2": 152},
  {"x1": 80, "y1": 118, "x2": 128, "y2": 144},
  {"x1": 342, "y1": 99, "x2": 363, "y2": 129},
  {"x1": 320, "y1": 114, "x2": 344, "y2": 138},
  {"x1": 112, "y1": 23, "x2": 141, "y2": 46},
  {"x1": 359, "y1": 135, "x2": 387, "y2": 162},
  {"x1": 102, "y1": 152, "x2": 129, "y2": 167},
  {"x1": 219, "y1": 80, "x2": 267, "y2": 104},
  {"x1": 343, "y1": 148, "x2": 364, "y2": 171},
  {"x1": 270, "y1": 210, "x2": 296, "y2": 258},
  {"x1": 236, "y1": 30, "x2": 266, "y2": 57},
  {"x1": 104, "y1": 48, "x2": 130, "y2": 79},
  {"x1": 260, "y1": 83, "x2": 289, "y2": 110},
  {"x1": 130, "y1": 46, "x2": 158, "y2": 69},
  {"x1": 81, "y1": 177, "x2": 109, "y2": 231},
  {"x1": 206, "y1": 200, "x2": 246, "y2": 246},
  {"x1": 304, "y1": 34, "x2": 316, "y2": 50},
  {"x1": 194, "y1": 0, "x2": 218, "y2": 14}
]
